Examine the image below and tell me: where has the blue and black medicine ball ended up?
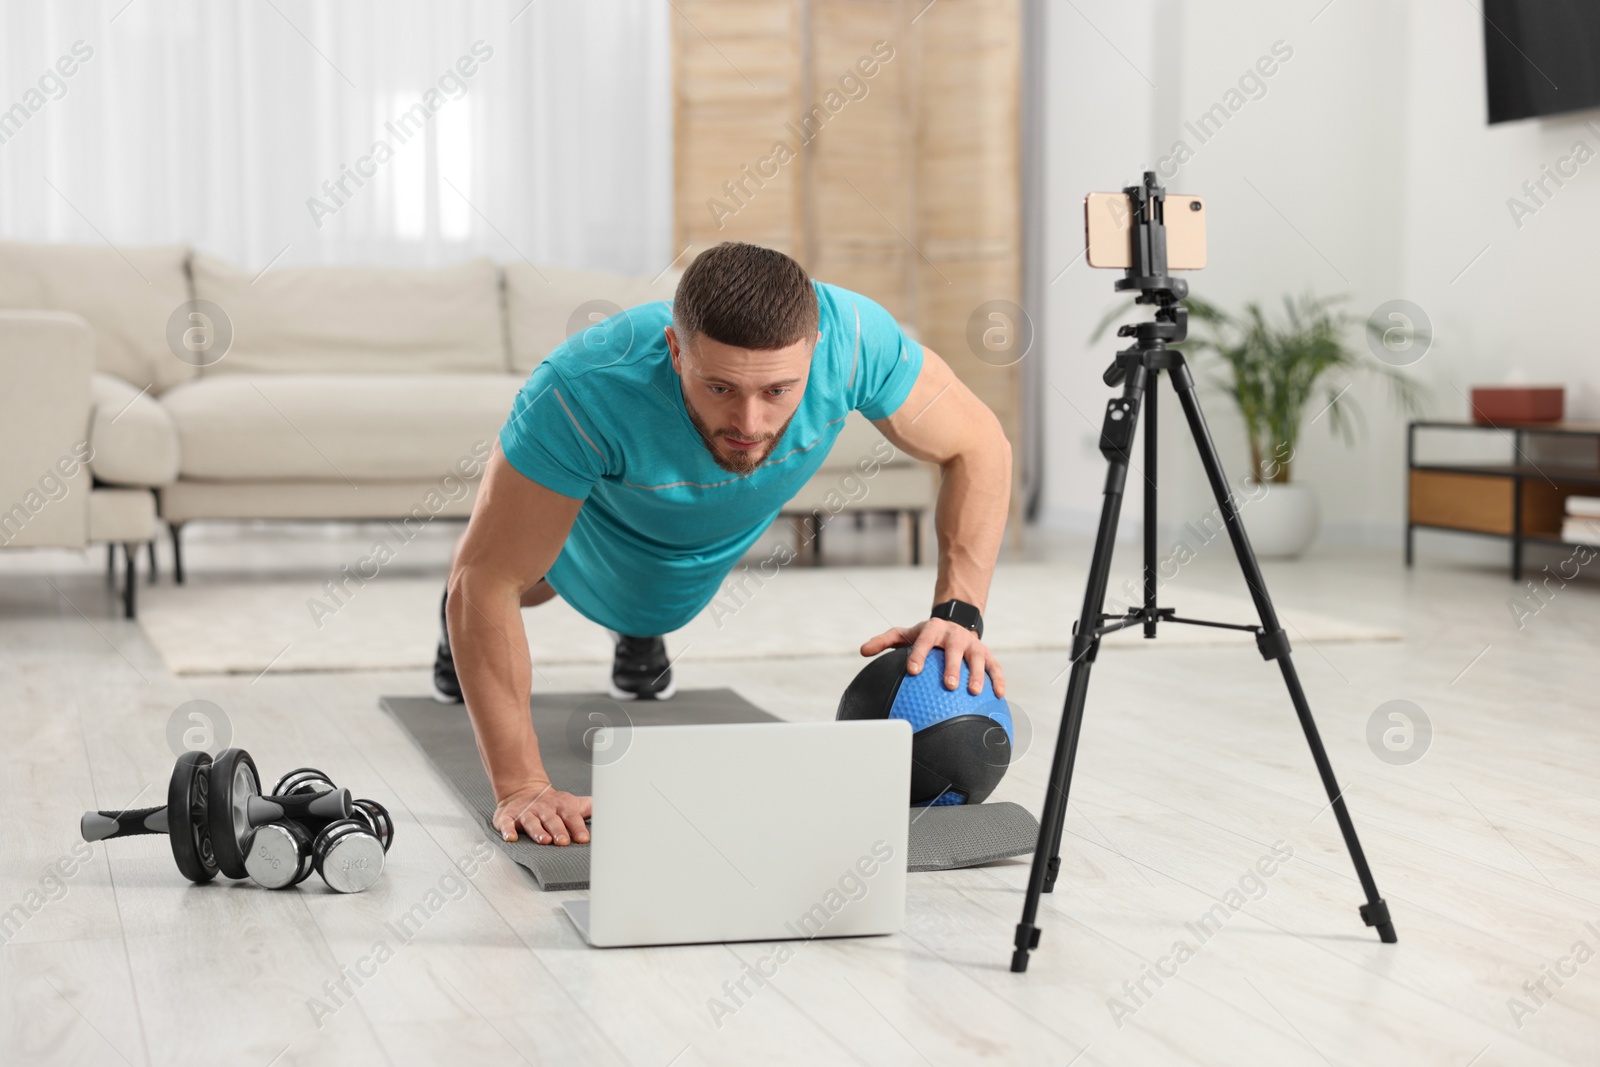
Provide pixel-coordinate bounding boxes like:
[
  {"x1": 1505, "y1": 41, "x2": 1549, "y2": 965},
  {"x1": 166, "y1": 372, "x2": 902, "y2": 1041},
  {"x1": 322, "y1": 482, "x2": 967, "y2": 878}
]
[{"x1": 837, "y1": 646, "x2": 1013, "y2": 806}]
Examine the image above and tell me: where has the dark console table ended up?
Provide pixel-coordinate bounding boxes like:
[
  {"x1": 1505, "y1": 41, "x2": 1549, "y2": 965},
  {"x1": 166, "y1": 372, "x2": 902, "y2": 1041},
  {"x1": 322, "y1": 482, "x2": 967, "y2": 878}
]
[{"x1": 1407, "y1": 419, "x2": 1600, "y2": 580}]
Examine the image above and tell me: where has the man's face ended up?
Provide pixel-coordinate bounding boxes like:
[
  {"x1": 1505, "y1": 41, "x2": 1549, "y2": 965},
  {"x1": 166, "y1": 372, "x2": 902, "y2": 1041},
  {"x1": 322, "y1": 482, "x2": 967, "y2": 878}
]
[{"x1": 666, "y1": 326, "x2": 815, "y2": 475}]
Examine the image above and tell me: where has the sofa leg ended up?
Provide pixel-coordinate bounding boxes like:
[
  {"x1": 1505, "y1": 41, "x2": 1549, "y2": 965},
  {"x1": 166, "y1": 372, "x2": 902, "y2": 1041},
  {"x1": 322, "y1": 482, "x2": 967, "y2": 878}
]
[
  {"x1": 169, "y1": 522, "x2": 186, "y2": 585},
  {"x1": 121, "y1": 543, "x2": 137, "y2": 619},
  {"x1": 147, "y1": 539, "x2": 158, "y2": 581},
  {"x1": 790, "y1": 514, "x2": 814, "y2": 566},
  {"x1": 106, "y1": 543, "x2": 116, "y2": 586},
  {"x1": 909, "y1": 510, "x2": 922, "y2": 567}
]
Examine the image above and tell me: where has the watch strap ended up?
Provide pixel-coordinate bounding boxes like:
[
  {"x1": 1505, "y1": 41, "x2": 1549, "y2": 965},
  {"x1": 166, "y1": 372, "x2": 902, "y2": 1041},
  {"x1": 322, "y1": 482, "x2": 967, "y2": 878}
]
[{"x1": 930, "y1": 598, "x2": 984, "y2": 639}]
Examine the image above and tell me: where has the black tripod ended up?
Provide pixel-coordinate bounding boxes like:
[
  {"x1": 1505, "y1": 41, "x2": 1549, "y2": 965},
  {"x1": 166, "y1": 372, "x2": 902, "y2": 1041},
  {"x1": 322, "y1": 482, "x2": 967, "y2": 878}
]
[{"x1": 1009, "y1": 172, "x2": 1397, "y2": 973}]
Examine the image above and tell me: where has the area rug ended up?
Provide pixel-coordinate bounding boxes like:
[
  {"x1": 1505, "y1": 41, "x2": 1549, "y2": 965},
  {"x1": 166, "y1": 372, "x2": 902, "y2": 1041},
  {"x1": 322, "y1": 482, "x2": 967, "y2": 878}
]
[{"x1": 137, "y1": 561, "x2": 1400, "y2": 675}]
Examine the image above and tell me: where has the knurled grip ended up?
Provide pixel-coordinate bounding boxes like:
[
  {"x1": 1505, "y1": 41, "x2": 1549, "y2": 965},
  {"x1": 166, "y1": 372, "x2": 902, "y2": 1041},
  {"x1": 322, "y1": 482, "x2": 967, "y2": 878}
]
[{"x1": 245, "y1": 787, "x2": 352, "y2": 828}]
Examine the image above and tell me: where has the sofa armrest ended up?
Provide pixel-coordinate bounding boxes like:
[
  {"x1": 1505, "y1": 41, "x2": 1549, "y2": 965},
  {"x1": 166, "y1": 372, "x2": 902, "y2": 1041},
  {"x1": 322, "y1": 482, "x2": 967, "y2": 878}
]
[
  {"x1": 0, "y1": 311, "x2": 94, "y2": 548},
  {"x1": 90, "y1": 371, "x2": 180, "y2": 487}
]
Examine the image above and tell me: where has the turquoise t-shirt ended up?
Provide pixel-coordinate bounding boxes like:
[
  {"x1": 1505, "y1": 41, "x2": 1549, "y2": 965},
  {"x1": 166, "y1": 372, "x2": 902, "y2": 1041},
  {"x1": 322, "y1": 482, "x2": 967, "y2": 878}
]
[{"x1": 498, "y1": 280, "x2": 924, "y2": 637}]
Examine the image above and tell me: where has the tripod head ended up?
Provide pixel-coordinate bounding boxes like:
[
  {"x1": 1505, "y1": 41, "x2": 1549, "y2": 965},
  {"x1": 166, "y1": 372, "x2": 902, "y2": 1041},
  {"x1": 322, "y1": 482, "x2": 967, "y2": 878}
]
[{"x1": 1103, "y1": 171, "x2": 1190, "y2": 387}]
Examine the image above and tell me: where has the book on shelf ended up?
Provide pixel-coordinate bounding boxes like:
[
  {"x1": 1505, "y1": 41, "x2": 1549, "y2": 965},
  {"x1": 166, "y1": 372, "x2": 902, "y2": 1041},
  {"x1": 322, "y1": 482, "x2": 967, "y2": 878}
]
[
  {"x1": 1566, "y1": 495, "x2": 1600, "y2": 519},
  {"x1": 1560, "y1": 517, "x2": 1600, "y2": 545}
]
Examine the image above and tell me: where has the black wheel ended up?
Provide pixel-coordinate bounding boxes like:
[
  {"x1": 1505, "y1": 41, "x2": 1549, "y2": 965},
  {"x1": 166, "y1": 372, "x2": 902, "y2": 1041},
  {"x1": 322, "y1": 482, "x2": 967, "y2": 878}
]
[
  {"x1": 206, "y1": 748, "x2": 260, "y2": 879},
  {"x1": 167, "y1": 751, "x2": 219, "y2": 883}
]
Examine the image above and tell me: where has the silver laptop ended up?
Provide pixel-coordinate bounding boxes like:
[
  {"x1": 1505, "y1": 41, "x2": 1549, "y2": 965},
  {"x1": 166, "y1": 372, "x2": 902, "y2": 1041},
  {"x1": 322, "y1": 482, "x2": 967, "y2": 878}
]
[{"x1": 562, "y1": 719, "x2": 910, "y2": 948}]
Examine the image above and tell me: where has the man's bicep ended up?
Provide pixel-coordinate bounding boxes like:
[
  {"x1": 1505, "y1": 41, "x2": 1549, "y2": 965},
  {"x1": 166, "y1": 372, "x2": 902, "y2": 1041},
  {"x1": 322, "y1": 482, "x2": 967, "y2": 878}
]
[
  {"x1": 872, "y1": 346, "x2": 990, "y2": 464},
  {"x1": 456, "y1": 446, "x2": 584, "y2": 589}
]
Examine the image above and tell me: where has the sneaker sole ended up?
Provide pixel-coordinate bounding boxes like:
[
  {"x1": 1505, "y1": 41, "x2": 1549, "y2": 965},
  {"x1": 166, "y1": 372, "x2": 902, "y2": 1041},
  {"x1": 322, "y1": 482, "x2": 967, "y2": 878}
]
[
  {"x1": 431, "y1": 679, "x2": 463, "y2": 705},
  {"x1": 607, "y1": 676, "x2": 677, "y2": 702}
]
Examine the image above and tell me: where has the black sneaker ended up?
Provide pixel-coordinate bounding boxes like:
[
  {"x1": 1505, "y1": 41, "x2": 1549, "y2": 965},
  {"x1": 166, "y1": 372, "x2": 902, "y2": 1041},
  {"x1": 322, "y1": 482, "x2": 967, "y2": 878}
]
[
  {"x1": 432, "y1": 588, "x2": 463, "y2": 704},
  {"x1": 608, "y1": 632, "x2": 675, "y2": 700}
]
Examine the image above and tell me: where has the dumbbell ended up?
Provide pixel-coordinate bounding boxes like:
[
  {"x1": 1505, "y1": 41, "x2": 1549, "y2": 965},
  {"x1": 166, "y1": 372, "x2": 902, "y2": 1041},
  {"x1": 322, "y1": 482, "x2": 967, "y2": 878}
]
[
  {"x1": 247, "y1": 769, "x2": 392, "y2": 891},
  {"x1": 248, "y1": 807, "x2": 392, "y2": 892},
  {"x1": 201, "y1": 749, "x2": 353, "y2": 879},
  {"x1": 269, "y1": 769, "x2": 392, "y2": 850},
  {"x1": 81, "y1": 749, "x2": 354, "y2": 883}
]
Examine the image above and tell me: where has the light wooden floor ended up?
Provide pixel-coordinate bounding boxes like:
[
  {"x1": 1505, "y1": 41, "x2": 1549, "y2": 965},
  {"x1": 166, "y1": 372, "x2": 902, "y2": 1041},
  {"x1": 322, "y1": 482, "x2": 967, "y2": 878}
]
[{"x1": 3, "y1": 522, "x2": 1598, "y2": 1066}]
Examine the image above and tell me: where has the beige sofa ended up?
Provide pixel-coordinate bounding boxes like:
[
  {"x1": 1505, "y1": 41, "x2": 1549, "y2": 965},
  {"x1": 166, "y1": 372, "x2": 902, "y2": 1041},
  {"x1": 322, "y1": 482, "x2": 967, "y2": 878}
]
[
  {"x1": 0, "y1": 309, "x2": 163, "y2": 616},
  {"x1": 0, "y1": 241, "x2": 935, "y2": 612}
]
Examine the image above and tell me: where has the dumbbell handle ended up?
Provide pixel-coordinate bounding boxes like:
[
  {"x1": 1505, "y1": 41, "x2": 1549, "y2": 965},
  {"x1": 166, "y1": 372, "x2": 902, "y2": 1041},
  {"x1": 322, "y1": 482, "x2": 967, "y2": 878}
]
[
  {"x1": 81, "y1": 805, "x2": 169, "y2": 842},
  {"x1": 246, "y1": 788, "x2": 352, "y2": 828}
]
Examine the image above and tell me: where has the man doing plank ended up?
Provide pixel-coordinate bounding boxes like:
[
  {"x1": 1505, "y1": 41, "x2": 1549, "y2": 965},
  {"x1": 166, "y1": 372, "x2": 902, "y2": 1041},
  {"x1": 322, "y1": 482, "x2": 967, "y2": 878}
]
[{"x1": 439, "y1": 242, "x2": 1011, "y2": 846}]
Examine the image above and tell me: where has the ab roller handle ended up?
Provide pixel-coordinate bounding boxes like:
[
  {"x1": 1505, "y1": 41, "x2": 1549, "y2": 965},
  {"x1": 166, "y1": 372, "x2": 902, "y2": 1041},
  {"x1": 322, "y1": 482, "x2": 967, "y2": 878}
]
[
  {"x1": 78, "y1": 750, "x2": 220, "y2": 882},
  {"x1": 81, "y1": 776, "x2": 346, "y2": 840},
  {"x1": 81, "y1": 805, "x2": 171, "y2": 841}
]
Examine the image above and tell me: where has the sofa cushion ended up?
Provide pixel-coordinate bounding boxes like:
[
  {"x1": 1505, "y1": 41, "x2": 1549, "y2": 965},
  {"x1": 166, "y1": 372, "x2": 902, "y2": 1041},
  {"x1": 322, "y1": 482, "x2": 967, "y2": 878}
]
[
  {"x1": 190, "y1": 255, "x2": 505, "y2": 376},
  {"x1": 0, "y1": 241, "x2": 194, "y2": 393},
  {"x1": 819, "y1": 411, "x2": 916, "y2": 471},
  {"x1": 504, "y1": 262, "x2": 680, "y2": 374},
  {"x1": 90, "y1": 372, "x2": 180, "y2": 487},
  {"x1": 159, "y1": 374, "x2": 522, "y2": 481}
]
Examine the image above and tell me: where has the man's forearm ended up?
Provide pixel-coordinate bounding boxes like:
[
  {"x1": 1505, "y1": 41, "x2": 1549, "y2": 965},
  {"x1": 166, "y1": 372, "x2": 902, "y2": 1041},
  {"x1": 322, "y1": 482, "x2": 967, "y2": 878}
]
[
  {"x1": 931, "y1": 425, "x2": 1013, "y2": 612},
  {"x1": 447, "y1": 573, "x2": 549, "y2": 796}
]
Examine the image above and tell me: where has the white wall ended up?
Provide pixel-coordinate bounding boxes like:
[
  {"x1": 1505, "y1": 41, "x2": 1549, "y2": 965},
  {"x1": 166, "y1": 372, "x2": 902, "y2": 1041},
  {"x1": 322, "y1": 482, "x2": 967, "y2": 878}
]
[
  {"x1": 1399, "y1": 0, "x2": 1600, "y2": 417},
  {"x1": 1037, "y1": 0, "x2": 1595, "y2": 555},
  {"x1": 1036, "y1": 0, "x2": 1160, "y2": 535}
]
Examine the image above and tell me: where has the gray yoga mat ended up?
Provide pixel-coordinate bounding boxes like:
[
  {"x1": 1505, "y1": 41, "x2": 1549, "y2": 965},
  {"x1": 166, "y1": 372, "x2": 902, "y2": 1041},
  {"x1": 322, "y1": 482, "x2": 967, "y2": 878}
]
[{"x1": 381, "y1": 689, "x2": 1038, "y2": 891}]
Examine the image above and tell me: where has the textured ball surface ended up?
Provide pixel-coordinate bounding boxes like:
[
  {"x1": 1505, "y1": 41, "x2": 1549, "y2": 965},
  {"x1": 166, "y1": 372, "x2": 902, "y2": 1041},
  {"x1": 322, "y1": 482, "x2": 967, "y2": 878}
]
[
  {"x1": 837, "y1": 646, "x2": 1013, "y2": 806},
  {"x1": 892, "y1": 647, "x2": 1013, "y2": 740}
]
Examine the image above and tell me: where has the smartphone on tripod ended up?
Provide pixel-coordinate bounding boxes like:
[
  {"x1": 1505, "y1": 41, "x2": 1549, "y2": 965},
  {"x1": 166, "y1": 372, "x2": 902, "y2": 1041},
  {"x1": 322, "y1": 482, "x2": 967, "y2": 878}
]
[{"x1": 1084, "y1": 189, "x2": 1208, "y2": 269}]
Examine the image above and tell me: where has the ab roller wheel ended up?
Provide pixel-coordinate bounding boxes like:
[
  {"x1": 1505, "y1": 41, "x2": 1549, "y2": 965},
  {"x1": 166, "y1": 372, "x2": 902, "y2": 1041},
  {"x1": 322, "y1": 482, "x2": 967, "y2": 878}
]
[
  {"x1": 81, "y1": 750, "x2": 392, "y2": 895},
  {"x1": 205, "y1": 748, "x2": 260, "y2": 879},
  {"x1": 80, "y1": 750, "x2": 221, "y2": 883}
]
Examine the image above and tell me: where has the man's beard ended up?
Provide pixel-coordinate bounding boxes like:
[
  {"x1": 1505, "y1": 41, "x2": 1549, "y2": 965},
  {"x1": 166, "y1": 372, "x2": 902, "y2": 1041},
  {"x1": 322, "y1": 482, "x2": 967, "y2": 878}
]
[{"x1": 683, "y1": 393, "x2": 796, "y2": 475}]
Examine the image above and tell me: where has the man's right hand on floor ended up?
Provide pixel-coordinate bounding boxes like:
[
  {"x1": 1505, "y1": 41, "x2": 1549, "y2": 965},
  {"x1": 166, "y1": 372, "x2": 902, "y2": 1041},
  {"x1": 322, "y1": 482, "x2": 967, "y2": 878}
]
[{"x1": 493, "y1": 780, "x2": 592, "y2": 845}]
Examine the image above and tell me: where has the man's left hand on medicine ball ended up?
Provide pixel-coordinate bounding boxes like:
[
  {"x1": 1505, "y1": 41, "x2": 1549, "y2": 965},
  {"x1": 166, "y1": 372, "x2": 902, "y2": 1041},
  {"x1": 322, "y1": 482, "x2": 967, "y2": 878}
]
[{"x1": 859, "y1": 619, "x2": 1006, "y2": 698}]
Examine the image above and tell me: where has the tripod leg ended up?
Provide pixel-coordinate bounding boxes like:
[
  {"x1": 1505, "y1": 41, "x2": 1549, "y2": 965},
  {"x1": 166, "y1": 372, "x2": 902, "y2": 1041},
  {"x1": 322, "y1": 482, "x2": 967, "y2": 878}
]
[
  {"x1": 1167, "y1": 361, "x2": 1397, "y2": 944},
  {"x1": 1143, "y1": 374, "x2": 1159, "y2": 637},
  {"x1": 1012, "y1": 364, "x2": 1146, "y2": 973}
]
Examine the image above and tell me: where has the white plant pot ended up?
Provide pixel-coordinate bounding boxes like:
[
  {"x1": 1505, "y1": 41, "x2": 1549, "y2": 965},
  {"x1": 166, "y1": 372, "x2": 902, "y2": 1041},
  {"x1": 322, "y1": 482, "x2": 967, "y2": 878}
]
[{"x1": 1240, "y1": 481, "x2": 1319, "y2": 559}]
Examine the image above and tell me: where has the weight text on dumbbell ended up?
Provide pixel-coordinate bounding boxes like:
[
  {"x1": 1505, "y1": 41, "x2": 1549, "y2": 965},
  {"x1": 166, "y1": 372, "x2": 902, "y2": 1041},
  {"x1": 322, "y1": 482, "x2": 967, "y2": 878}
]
[{"x1": 304, "y1": 839, "x2": 495, "y2": 1029}]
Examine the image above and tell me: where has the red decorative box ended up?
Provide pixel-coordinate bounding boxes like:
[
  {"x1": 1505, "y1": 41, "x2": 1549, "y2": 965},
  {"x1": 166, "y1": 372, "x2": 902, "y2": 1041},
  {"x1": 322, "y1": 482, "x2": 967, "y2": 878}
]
[{"x1": 1470, "y1": 386, "x2": 1564, "y2": 424}]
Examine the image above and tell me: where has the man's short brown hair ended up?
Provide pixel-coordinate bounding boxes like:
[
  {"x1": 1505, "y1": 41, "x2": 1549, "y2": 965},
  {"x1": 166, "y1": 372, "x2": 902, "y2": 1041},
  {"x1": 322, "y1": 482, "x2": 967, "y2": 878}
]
[{"x1": 672, "y1": 242, "x2": 819, "y2": 350}]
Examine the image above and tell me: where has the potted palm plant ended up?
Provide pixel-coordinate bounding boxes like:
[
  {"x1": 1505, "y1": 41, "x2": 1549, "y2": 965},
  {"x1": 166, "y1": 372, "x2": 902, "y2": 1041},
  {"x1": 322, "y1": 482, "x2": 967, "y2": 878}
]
[{"x1": 1092, "y1": 291, "x2": 1424, "y2": 557}]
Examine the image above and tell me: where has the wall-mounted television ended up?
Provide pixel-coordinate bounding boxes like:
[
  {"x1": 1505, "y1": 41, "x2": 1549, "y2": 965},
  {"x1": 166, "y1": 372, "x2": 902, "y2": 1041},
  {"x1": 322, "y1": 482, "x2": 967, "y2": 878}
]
[{"x1": 1485, "y1": 0, "x2": 1600, "y2": 124}]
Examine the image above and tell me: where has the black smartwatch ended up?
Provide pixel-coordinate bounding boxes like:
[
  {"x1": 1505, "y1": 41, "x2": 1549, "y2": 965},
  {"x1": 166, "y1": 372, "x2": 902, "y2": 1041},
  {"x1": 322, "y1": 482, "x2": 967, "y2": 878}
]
[{"x1": 930, "y1": 599, "x2": 984, "y2": 639}]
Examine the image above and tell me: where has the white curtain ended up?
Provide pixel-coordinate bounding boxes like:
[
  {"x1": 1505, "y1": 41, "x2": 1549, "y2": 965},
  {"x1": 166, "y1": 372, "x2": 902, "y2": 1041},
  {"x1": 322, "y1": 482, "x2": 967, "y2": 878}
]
[{"x1": 0, "y1": 0, "x2": 673, "y2": 274}]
